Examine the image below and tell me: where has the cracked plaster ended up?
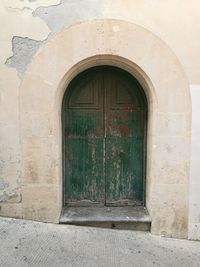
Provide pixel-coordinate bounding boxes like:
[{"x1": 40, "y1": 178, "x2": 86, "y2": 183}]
[
  {"x1": 0, "y1": 64, "x2": 22, "y2": 203},
  {"x1": 34, "y1": 0, "x2": 103, "y2": 32},
  {"x1": 6, "y1": 37, "x2": 42, "y2": 78},
  {"x1": 0, "y1": 153, "x2": 21, "y2": 203},
  {"x1": 0, "y1": 0, "x2": 60, "y2": 65},
  {"x1": 0, "y1": 178, "x2": 9, "y2": 191},
  {"x1": 3, "y1": 0, "x2": 103, "y2": 76},
  {"x1": 2, "y1": 0, "x2": 61, "y2": 12}
]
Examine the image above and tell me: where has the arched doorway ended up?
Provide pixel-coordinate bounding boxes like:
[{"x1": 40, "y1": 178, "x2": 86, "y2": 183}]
[
  {"x1": 62, "y1": 66, "x2": 147, "y2": 208},
  {"x1": 20, "y1": 19, "x2": 191, "y2": 237}
]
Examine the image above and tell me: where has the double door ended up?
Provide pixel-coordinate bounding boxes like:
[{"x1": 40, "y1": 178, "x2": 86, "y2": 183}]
[{"x1": 62, "y1": 67, "x2": 147, "y2": 206}]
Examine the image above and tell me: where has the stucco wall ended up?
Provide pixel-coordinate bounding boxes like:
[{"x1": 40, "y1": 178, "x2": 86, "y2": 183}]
[
  {"x1": 0, "y1": 0, "x2": 199, "y2": 239},
  {"x1": 189, "y1": 85, "x2": 200, "y2": 240}
]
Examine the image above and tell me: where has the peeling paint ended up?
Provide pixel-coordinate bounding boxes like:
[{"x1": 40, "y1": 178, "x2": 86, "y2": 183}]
[
  {"x1": 0, "y1": 160, "x2": 9, "y2": 191},
  {"x1": 0, "y1": 179, "x2": 9, "y2": 190},
  {"x1": 2, "y1": 0, "x2": 61, "y2": 12},
  {"x1": 0, "y1": 157, "x2": 21, "y2": 203},
  {"x1": 5, "y1": 37, "x2": 42, "y2": 78},
  {"x1": 33, "y1": 0, "x2": 104, "y2": 32},
  {"x1": 0, "y1": 191, "x2": 21, "y2": 203},
  {"x1": 0, "y1": 1, "x2": 58, "y2": 64}
]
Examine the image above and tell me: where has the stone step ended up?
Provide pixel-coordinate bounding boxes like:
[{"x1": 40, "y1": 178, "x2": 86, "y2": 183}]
[{"x1": 60, "y1": 206, "x2": 151, "y2": 231}]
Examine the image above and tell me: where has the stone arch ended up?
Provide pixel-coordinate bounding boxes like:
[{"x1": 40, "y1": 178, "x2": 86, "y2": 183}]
[{"x1": 20, "y1": 19, "x2": 191, "y2": 238}]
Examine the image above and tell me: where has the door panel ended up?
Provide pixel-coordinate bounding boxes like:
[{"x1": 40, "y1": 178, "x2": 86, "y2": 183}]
[
  {"x1": 65, "y1": 138, "x2": 104, "y2": 205},
  {"x1": 63, "y1": 71, "x2": 104, "y2": 205},
  {"x1": 105, "y1": 70, "x2": 145, "y2": 205},
  {"x1": 63, "y1": 67, "x2": 147, "y2": 207},
  {"x1": 105, "y1": 137, "x2": 144, "y2": 205}
]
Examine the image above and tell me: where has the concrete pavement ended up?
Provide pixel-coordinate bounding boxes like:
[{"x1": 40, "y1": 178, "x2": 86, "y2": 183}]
[{"x1": 0, "y1": 217, "x2": 199, "y2": 267}]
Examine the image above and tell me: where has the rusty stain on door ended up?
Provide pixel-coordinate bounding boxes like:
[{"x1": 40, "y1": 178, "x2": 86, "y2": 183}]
[{"x1": 62, "y1": 66, "x2": 147, "y2": 207}]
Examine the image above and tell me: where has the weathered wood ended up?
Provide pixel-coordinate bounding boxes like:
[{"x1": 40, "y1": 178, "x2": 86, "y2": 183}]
[{"x1": 62, "y1": 66, "x2": 147, "y2": 206}]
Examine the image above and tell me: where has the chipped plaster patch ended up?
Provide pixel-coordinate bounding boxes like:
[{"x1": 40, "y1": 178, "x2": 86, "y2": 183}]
[
  {"x1": 0, "y1": 162, "x2": 21, "y2": 203},
  {"x1": 0, "y1": 1, "x2": 61, "y2": 65},
  {"x1": 2, "y1": 0, "x2": 103, "y2": 72},
  {"x1": 0, "y1": 191, "x2": 21, "y2": 203},
  {"x1": 34, "y1": 0, "x2": 104, "y2": 32},
  {"x1": 0, "y1": 178, "x2": 9, "y2": 191},
  {"x1": 5, "y1": 37, "x2": 42, "y2": 78},
  {"x1": 3, "y1": 0, "x2": 61, "y2": 12}
]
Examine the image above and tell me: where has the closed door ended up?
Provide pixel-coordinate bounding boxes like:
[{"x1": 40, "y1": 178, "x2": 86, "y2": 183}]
[{"x1": 62, "y1": 66, "x2": 147, "y2": 207}]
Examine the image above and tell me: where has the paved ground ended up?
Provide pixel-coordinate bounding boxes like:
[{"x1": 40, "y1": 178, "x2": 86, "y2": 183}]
[{"x1": 0, "y1": 217, "x2": 199, "y2": 267}]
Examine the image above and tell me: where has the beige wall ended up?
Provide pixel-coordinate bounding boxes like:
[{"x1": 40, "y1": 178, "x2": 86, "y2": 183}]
[
  {"x1": 1, "y1": 0, "x2": 200, "y2": 83},
  {"x1": 189, "y1": 85, "x2": 200, "y2": 240},
  {"x1": 0, "y1": 0, "x2": 199, "y2": 239},
  {"x1": 104, "y1": 0, "x2": 200, "y2": 84}
]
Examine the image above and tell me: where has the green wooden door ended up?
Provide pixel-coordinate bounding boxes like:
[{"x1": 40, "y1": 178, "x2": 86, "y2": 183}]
[{"x1": 62, "y1": 67, "x2": 147, "y2": 207}]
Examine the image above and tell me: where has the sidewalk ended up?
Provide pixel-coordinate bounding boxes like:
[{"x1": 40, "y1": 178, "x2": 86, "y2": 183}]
[{"x1": 0, "y1": 217, "x2": 199, "y2": 267}]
